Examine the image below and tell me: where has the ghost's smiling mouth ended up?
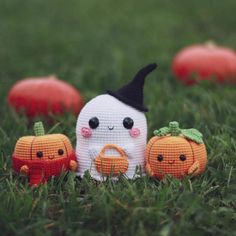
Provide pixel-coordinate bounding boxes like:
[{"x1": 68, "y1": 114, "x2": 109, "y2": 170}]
[
  {"x1": 108, "y1": 126, "x2": 114, "y2": 130},
  {"x1": 168, "y1": 160, "x2": 175, "y2": 165}
]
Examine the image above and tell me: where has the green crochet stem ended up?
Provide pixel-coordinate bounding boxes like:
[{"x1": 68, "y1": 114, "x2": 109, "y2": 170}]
[
  {"x1": 153, "y1": 121, "x2": 203, "y2": 144},
  {"x1": 34, "y1": 121, "x2": 45, "y2": 136},
  {"x1": 169, "y1": 121, "x2": 181, "y2": 136}
]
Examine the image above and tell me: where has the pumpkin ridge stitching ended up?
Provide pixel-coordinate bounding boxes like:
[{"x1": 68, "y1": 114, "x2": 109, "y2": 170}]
[
  {"x1": 188, "y1": 140, "x2": 196, "y2": 173},
  {"x1": 30, "y1": 137, "x2": 37, "y2": 160},
  {"x1": 147, "y1": 137, "x2": 159, "y2": 175}
]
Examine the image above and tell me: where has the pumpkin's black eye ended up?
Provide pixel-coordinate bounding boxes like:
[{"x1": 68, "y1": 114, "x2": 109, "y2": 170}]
[
  {"x1": 89, "y1": 117, "x2": 99, "y2": 129},
  {"x1": 58, "y1": 149, "x2": 64, "y2": 155},
  {"x1": 157, "y1": 154, "x2": 164, "y2": 162},
  {"x1": 36, "y1": 151, "x2": 43, "y2": 158},
  {"x1": 179, "y1": 154, "x2": 186, "y2": 161},
  {"x1": 123, "y1": 117, "x2": 134, "y2": 129}
]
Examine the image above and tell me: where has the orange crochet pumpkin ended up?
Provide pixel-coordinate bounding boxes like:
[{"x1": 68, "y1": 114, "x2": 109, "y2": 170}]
[
  {"x1": 146, "y1": 122, "x2": 207, "y2": 179},
  {"x1": 95, "y1": 144, "x2": 129, "y2": 176},
  {"x1": 12, "y1": 122, "x2": 78, "y2": 186}
]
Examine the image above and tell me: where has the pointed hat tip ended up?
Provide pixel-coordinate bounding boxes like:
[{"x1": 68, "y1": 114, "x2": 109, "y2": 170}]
[
  {"x1": 146, "y1": 63, "x2": 158, "y2": 70},
  {"x1": 106, "y1": 63, "x2": 158, "y2": 112},
  {"x1": 139, "y1": 63, "x2": 158, "y2": 75}
]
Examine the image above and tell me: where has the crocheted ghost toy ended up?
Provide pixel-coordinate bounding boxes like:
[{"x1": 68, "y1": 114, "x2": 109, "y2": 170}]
[{"x1": 76, "y1": 64, "x2": 157, "y2": 180}]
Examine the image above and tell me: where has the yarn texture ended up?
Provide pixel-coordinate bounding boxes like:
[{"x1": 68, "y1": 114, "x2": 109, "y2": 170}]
[
  {"x1": 13, "y1": 152, "x2": 76, "y2": 186},
  {"x1": 12, "y1": 122, "x2": 78, "y2": 186},
  {"x1": 76, "y1": 94, "x2": 147, "y2": 181},
  {"x1": 146, "y1": 121, "x2": 207, "y2": 179},
  {"x1": 76, "y1": 64, "x2": 157, "y2": 181},
  {"x1": 107, "y1": 63, "x2": 157, "y2": 112},
  {"x1": 95, "y1": 144, "x2": 129, "y2": 176}
]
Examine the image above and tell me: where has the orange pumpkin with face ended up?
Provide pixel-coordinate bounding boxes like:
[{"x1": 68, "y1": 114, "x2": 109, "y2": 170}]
[
  {"x1": 12, "y1": 122, "x2": 78, "y2": 186},
  {"x1": 146, "y1": 122, "x2": 207, "y2": 179}
]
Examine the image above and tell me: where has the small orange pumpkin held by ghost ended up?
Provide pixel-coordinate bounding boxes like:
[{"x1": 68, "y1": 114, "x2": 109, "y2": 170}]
[
  {"x1": 95, "y1": 144, "x2": 129, "y2": 176},
  {"x1": 145, "y1": 121, "x2": 207, "y2": 179},
  {"x1": 12, "y1": 121, "x2": 78, "y2": 186}
]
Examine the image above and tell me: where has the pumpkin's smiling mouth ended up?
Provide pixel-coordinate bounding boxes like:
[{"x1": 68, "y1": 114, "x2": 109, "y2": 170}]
[
  {"x1": 48, "y1": 155, "x2": 55, "y2": 160},
  {"x1": 168, "y1": 160, "x2": 175, "y2": 164},
  {"x1": 108, "y1": 126, "x2": 114, "y2": 130}
]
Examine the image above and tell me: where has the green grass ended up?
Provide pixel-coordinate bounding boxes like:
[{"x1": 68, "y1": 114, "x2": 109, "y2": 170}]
[{"x1": 0, "y1": 0, "x2": 236, "y2": 235}]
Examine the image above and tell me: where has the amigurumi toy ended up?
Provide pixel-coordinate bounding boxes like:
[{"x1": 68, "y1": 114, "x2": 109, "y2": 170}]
[
  {"x1": 146, "y1": 121, "x2": 207, "y2": 179},
  {"x1": 76, "y1": 63, "x2": 157, "y2": 181},
  {"x1": 12, "y1": 122, "x2": 78, "y2": 186}
]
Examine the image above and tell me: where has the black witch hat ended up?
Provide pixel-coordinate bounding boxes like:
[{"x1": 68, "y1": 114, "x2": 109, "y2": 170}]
[{"x1": 107, "y1": 63, "x2": 157, "y2": 112}]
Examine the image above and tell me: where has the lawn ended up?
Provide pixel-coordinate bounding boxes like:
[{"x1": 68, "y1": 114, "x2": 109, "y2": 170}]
[{"x1": 0, "y1": 0, "x2": 236, "y2": 235}]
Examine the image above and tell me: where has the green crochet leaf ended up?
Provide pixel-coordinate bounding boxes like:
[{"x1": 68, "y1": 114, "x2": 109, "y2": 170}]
[
  {"x1": 153, "y1": 127, "x2": 170, "y2": 136},
  {"x1": 181, "y1": 129, "x2": 203, "y2": 144},
  {"x1": 153, "y1": 121, "x2": 204, "y2": 144}
]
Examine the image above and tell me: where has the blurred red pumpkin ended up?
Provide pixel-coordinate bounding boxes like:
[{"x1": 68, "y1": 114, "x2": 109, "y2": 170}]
[
  {"x1": 8, "y1": 76, "x2": 84, "y2": 117},
  {"x1": 172, "y1": 42, "x2": 236, "y2": 85}
]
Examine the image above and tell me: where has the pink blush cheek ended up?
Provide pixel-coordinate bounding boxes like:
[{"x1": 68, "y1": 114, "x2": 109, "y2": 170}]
[
  {"x1": 81, "y1": 127, "x2": 92, "y2": 138},
  {"x1": 129, "y1": 128, "x2": 141, "y2": 138}
]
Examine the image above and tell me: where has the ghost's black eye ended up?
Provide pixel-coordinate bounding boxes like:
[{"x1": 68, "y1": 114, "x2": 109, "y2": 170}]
[
  {"x1": 58, "y1": 149, "x2": 64, "y2": 155},
  {"x1": 179, "y1": 154, "x2": 186, "y2": 161},
  {"x1": 157, "y1": 154, "x2": 163, "y2": 162},
  {"x1": 36, "y1": 151, "x2": 43, "y2": 158},
  {"x1": 123, "y1": 117, "x2": 134, "y2": 129},
  {"x1": 89, "y1": 117, "x2": 99, "y2": 129}
]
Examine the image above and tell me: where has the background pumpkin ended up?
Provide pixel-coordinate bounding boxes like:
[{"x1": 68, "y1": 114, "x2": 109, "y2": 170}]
[
  {"x1": 13, "y1": 122, "x2": 77, "y2": 186},
  {"x1": 146, "y1": 122, "x2": 207, "y2": 179},
  {"x1": 172, "y1": 42, "x2": 236, "y2": 85},
  {"x1": 8, "y1": 75, "x2": 84, "y2": 118}
]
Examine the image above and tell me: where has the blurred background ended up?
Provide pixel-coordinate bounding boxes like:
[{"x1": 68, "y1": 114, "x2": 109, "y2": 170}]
[{"x1": 0, "y1": 0, "x2": 236, "y2": 134}]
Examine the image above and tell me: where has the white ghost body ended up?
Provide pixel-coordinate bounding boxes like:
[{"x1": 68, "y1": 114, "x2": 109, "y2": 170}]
[{"x1": 76, "y1": 94, "x2": 147, "y2": 181}]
